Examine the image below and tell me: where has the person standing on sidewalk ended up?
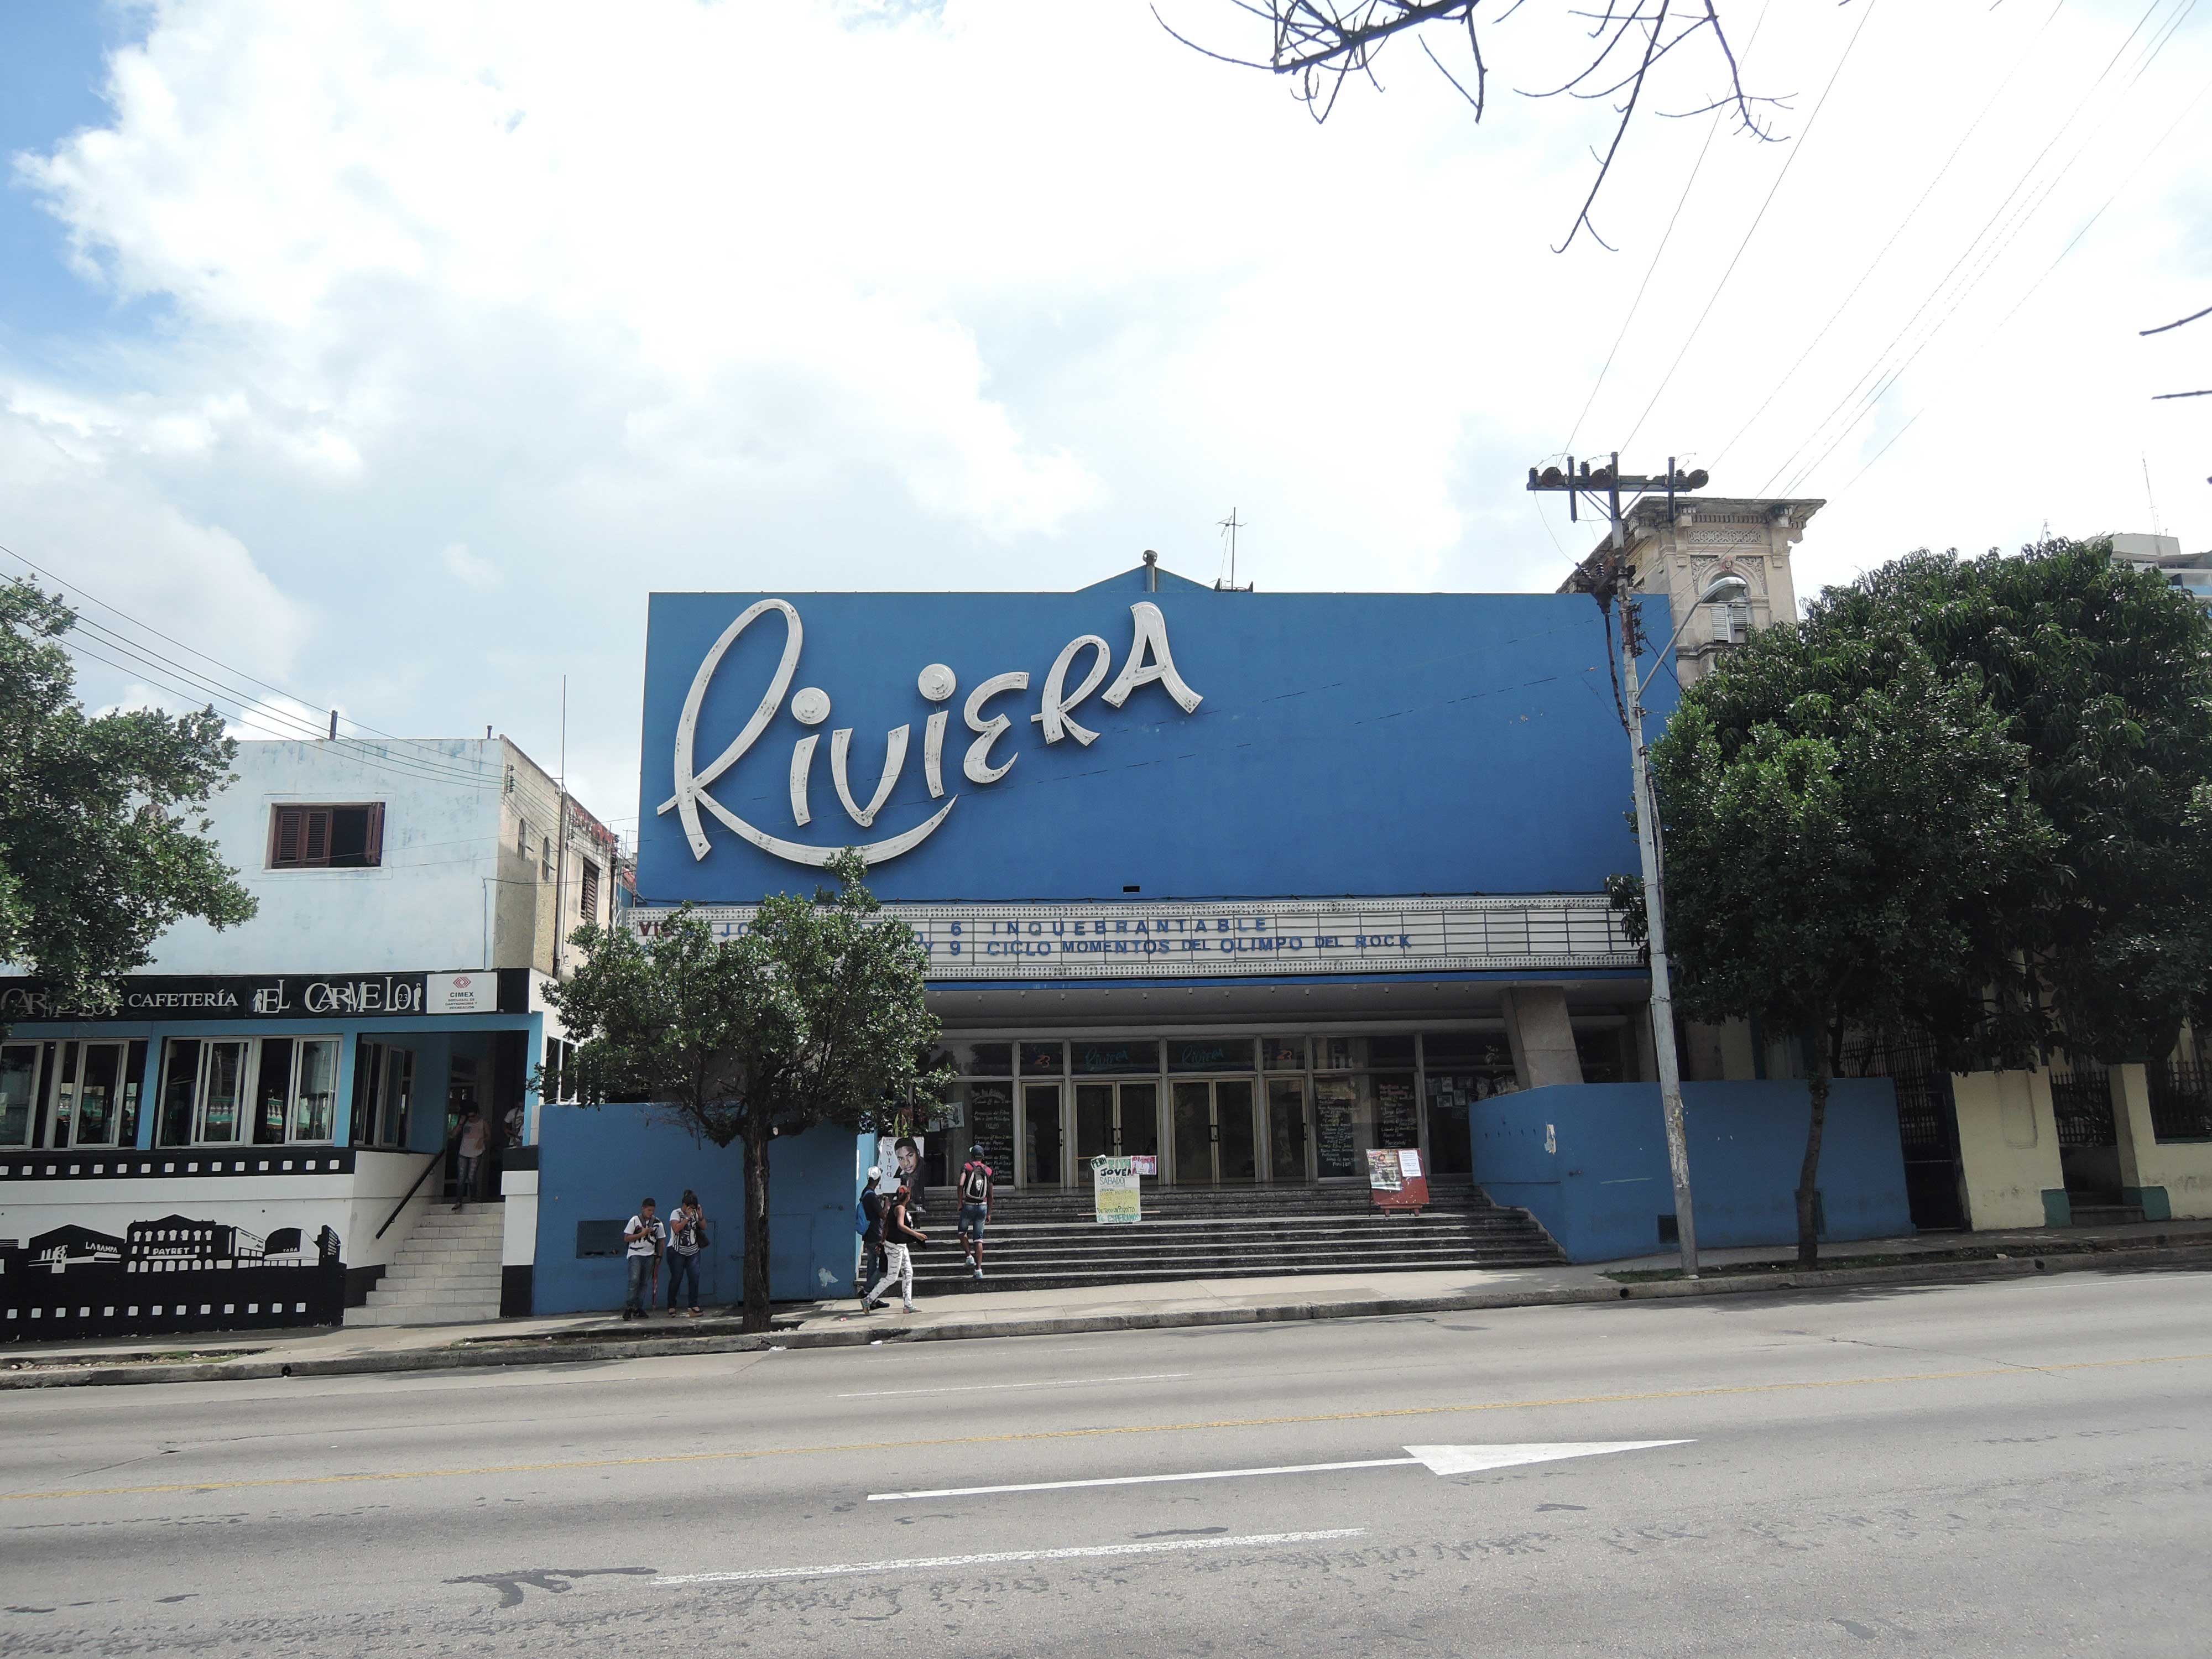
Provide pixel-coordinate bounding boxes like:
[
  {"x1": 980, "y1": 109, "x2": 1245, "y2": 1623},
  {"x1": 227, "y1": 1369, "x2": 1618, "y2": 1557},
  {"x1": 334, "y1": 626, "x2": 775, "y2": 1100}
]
[
  {"x1": 623, "y1": 1198, "x2": 664, "y2": 1321},
  {"x1": 956, "y1": 1146, "x2": 995, "y2": 1281},
  {"x1": 666, "y1": 1190, "x2": 707, "y2": 1318},
  {"x1": 857, "y1": 1166, "x2": 887, "y2": 1301},
  {"x1": 454, "y1": 1108, "x2": 490, "y2": 1211},
  {"x1": 861, "y1": 1182, "x2": 927, "y2": 1314}
]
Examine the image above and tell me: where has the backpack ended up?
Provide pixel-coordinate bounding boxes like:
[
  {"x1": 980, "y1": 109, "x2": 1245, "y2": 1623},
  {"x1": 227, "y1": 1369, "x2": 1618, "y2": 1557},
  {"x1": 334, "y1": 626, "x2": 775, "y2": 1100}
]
[
  {"x1": 960, "y1": 1161, "x2": 992, "y2": 1203},
  {"x1": 855, "y1": 1195, "x2": 870, "y2": 1237}
]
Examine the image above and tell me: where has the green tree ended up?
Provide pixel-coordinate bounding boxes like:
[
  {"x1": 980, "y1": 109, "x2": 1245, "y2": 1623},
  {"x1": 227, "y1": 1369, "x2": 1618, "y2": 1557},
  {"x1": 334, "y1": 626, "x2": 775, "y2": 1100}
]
[
  {"x1": 542, "y1": 851, "x2": 946, "y2": 1332},
  {"x1": 1820, "y1": 539, "x2": 2212, "y2": 1066},
  {"x1": 1650, "y1": 627, "x2": 2053, "y2": 1266},
  {"x1": 1, "y1": 580, "x2": 256, "y2": 1015}
]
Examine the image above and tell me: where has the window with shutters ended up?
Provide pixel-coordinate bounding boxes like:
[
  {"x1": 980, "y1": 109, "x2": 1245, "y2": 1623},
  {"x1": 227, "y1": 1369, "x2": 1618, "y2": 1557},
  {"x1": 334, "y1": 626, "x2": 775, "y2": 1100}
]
[
  {"x1": 268, "y1": 803, "x2": 385, "y2": 869},
  {"x1": 579, "y1": 858, "x2": 600, "y2": 920}
]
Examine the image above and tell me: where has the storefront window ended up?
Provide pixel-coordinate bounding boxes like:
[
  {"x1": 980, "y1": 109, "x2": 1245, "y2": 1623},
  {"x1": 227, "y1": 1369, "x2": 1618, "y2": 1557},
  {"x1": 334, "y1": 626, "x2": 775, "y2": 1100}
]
[
  {"x1": 947, "y1": 1041, "x2": 1012, "y2": 1077},
  {"x1": 293, "y1": 1040, "x2": 340, "y2": 1140},
  {"x1": 1167, "y1": 1037, "x2": 1254, "y2": 1073},
  {"x1": 158, "y1": 1040, "x2": 200, "y2": 1146},
  {"x1": 1, "y1": 1042, "x2": 39, "y2": 1146},
  {"x1": 1311, "y1": 1035, "x2": 1416, "y2": 1071},
  {"x1": 1311, "y1": 1072, "x2": 1418, "y2": 1177},
  {"x1": 1261, "y1": 1037, "x2": 1306, "y2": 1072},
  {"x1": 958, "y1": 1080, "x2": 1016, "y2": 1178},
  {"x1": 1573, "y1": 1024, "x2": 1631, "y2": 1083},
  {"x1": 195, "y1": 1041, "x2": 249, "y2": 1144},
  {"x1": 1020, "y1": 1042, "x2": 1065, "y2": 1076},
  {"x1": 255, "y1": 1039, "x2": 295, "y2": 1144},
  {"x1": 354, "y1": 1040, "x2": 416, "y2": 1147},
  {"x1": 1071, "y1": 1039, "x2": 1160, "y2": 1076}
]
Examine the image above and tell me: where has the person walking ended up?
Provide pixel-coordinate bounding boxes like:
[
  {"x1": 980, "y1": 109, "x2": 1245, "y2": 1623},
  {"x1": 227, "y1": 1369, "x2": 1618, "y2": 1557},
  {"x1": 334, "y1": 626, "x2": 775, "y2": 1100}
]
[
  {"x1": 623, "y1": 1197, "x2": 664, "y2": 1321},
  {"x1": 956, "y1": 1145, "x2": 995, "y2": 1281},
  {"x1": 860, "y1": 1182, "x2": 927, "y2": 1314},
  {"x1": 454, "y1": 1107, "x2": 490, "y2": 1211},
  {"x1": 666, "y1": 1190, "x2": 707, "y2": 1317},
  {"x1": 857, "y1": 1167, "x2": 887, "y2": 1301}
]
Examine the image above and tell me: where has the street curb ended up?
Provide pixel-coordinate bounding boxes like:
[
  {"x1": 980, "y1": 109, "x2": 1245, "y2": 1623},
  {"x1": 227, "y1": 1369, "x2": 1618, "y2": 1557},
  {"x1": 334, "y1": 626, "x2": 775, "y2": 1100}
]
[{"x1": 7, "y1": 1241, "x2": 2210, "y2": 1391}]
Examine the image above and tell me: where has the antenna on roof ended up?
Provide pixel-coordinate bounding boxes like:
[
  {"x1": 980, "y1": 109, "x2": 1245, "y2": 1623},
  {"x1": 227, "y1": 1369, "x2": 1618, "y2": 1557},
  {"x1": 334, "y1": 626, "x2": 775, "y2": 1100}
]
[{"x1": 1214, "y1": 509, "x2": 1253, "y2": 592}]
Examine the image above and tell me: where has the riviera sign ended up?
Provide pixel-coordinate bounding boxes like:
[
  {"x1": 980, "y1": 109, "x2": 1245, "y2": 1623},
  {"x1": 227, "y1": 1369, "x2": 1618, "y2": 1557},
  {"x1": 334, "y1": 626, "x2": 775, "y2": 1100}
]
[
  {"x1": 657, "y1": 598, "x2": 1202, "y2": 869},
  {"x1": 629, "y1": 895, "x2": 1639, "y2": 979}
]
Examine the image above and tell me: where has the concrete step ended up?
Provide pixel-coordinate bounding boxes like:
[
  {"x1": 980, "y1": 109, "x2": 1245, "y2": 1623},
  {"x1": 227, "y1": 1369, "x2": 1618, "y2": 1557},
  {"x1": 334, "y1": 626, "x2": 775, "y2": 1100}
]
[{"x1": 348, "y1": 1305, "x2": 501, "y2": 1327}]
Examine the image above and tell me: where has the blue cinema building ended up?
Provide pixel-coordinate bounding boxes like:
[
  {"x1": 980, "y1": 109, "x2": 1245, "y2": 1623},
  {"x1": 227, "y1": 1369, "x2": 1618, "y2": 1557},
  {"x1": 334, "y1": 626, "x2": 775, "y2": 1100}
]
[{"x1": 521, "y1": 555, "x2": 1912, "y2": 1305}]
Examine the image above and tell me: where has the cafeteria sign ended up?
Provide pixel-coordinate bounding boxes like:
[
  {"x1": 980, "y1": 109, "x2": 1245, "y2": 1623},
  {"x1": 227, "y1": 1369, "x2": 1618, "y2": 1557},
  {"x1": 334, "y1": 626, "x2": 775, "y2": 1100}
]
[{"x1": 1092, "y1": 1156, "x2": 1141, "y2": 1225}]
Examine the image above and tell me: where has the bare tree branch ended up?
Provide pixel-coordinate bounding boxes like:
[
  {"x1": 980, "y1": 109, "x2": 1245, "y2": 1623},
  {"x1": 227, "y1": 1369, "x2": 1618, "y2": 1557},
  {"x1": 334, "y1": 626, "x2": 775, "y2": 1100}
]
[{"x1": 1159, "y1": 0, "x2": 1794, "y2": 251}]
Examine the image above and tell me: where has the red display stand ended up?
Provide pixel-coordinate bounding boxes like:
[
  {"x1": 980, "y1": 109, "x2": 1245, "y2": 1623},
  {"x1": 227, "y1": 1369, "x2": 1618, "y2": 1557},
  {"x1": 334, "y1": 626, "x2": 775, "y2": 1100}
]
[{"x1": 1365, "y1": 1148, "x2": 1430, "y2": 1214}]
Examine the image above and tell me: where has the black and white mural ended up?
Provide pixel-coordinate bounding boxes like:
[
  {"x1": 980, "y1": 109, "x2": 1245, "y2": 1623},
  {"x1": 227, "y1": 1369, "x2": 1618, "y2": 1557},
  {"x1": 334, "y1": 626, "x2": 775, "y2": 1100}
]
[{"x1": 2, "y1": 1212, "x2": 346, "y2": 1339}]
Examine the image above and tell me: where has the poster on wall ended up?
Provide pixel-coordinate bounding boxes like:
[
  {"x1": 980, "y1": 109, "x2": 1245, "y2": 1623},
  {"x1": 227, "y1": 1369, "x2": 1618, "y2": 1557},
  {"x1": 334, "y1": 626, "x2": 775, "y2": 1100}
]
[
  {"x1": 875, "y1": 1135, "x2": 924, "y2": 1194},
  {"x1": 1092, "y1": 1156, "x2": 1141, "y2": 1224}
]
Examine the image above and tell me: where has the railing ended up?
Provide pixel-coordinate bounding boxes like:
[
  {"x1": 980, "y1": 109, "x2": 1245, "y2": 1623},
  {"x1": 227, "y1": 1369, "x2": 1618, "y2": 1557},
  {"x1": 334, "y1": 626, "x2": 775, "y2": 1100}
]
[
  {"x1": 2047, "y1": 1069, "x2": 2116, "y2": 1148},
  {"x1": 2150, "y1": 1062, "x2": 2212, "y2": 1142},
  {"x1": 376, "y1": 1147, "x2": 448, "y2": 1240}
]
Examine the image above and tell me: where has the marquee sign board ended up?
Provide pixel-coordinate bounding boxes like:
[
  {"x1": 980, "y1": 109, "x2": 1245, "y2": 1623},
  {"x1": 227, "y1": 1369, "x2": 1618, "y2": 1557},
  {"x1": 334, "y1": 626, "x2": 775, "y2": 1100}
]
[
  {"x1": 635, "y1": 581, "x2": 1676, "y2": 906},
  {"x1": 627, "y1": 894, "x2": 1640, "y2": 980}
]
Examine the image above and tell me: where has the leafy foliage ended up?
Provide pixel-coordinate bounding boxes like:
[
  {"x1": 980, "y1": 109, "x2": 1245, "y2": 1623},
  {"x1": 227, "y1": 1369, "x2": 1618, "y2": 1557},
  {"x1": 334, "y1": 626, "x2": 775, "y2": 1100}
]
[
  {"x1": 1649, "y1": 604, "x2": 2053, "y2": 1264},
  {"x1": 543, "y1": 851, "x2": 946, "y2": 1330},
  {"x1": 1, "y1": 580, "x2": 255, "y2": 1014},
  {"x1": 1817, "y1": 539, "x2": 2212, "y2": 1066}
]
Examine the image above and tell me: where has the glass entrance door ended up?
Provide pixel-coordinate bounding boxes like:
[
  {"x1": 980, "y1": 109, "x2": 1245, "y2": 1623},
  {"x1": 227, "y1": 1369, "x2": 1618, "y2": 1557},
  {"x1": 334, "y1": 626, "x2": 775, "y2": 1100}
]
[
  {"x1": 1022, "y1": 1083, "x2": 1064, "y2": 1186},
  {"x1": 1265, "y1": 1077, "x2": 1311, "y2": 1183},
  {"x1": 66, "y1": 1042, "x2": 126, "y2": 1147},
  {"x1": 1074, "y1": 1083, "x2": 1160, "y2": 1165},
  {"x1": 1171, "y1": 1079, "x2": 1259, "y2": 1185}
]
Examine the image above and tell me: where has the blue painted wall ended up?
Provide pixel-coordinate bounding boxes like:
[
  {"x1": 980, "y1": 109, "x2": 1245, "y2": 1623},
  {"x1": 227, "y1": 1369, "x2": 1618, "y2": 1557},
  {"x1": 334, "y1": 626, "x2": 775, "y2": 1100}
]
[
  {"x1": 532, "y1": 1104, "x2": 858, "y2": 1312},
  {"x1": 637, "y1": 583, "x2": 1676, "y2": 905},
  {"x1": 1474, "y1": 1081, "x2": 1912, "y2": 1262}
]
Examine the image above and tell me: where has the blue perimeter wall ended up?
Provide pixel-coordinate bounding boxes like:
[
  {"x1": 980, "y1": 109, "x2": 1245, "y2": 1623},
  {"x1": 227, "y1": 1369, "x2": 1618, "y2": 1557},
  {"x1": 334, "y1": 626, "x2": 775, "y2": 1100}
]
[
  {"x1": 1474, "y1": 1081, "x2": 1911, "y2": 1262},
  {"x1": 533, "y1": 1104, "x2": 858, "y2": 1312}
]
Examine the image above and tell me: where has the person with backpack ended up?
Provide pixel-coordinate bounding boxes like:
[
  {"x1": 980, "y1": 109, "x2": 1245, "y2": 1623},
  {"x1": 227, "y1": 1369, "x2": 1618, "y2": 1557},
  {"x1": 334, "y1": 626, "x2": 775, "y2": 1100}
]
[
  {"x1": 860, "y1": 1181, "x2": 927, "y2": 1314},
  {"x1": 956, "y1": 1145, "x2": 995, "y2": 1281},
  {"x1": 855, "y1": 1166, "x2": 886, "y2": 1302}
]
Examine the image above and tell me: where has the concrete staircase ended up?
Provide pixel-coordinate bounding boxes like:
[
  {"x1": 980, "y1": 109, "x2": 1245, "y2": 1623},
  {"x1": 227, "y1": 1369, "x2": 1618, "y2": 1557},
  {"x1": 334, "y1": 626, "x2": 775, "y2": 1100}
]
[
  {"x1": 889, "y1": 1183, "x2": 1562, "y2": 1296},
  {"x1": 350, "y1": 1204, "x2": 506, "y2": 1327}
]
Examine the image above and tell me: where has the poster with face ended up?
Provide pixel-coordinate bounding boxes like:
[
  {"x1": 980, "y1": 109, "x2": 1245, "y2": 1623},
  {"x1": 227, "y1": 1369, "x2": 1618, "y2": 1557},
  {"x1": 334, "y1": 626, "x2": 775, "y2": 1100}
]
[{"x1": 876, "y1": 1135, "x2": 924, "y2": 1194}]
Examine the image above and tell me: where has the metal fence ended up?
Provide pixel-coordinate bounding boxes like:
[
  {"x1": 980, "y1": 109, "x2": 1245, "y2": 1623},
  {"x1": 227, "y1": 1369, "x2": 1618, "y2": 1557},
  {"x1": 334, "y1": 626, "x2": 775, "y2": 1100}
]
[
  {"x1": 2047, "y1": 1069, "x2": 2116, "y2": 1149},
  {"x1": 2150, "y1": 1062, "x2": 2212, "y2": 1142}
]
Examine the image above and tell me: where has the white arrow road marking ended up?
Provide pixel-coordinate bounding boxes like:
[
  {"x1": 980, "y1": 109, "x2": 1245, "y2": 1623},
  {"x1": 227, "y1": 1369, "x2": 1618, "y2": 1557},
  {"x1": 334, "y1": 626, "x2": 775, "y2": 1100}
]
[
  {"x1": 1404, "y1": 1441, "x2": 1692, "y2": 1477},
  {"x1": 653, "y1": 1528, "x2": 1367, "y2": 1587},
  {"x1": 868, "y1": 1441, "x2": 1692, "y2": 1501}
]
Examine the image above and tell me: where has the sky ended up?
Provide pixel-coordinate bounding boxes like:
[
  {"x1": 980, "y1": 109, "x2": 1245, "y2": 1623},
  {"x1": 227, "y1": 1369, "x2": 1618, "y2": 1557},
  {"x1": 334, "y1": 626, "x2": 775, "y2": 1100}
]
[{"x1": 2, "y1": 0, "x2": 2207, "y2": 841}]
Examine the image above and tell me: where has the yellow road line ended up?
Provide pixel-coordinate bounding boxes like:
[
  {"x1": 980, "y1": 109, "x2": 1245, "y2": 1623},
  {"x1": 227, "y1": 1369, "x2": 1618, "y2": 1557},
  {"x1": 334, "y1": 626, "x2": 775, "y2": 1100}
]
[{"x1": 7, "y1": 1350, "x2": 2207, "y2": 1505}]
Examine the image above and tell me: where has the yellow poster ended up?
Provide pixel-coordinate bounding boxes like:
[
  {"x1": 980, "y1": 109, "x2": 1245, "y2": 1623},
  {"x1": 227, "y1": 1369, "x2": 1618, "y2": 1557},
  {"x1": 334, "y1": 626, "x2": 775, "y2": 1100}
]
[{"x1": 1092, "y1": 1155, "x2": 1141, "y2": 1225}]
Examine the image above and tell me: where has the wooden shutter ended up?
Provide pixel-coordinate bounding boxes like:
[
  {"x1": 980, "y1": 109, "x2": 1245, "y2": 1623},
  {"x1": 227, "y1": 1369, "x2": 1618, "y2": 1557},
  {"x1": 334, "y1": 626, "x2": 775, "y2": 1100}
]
[
  {"x1": 272, "y1": 807, "x2": 304, "y2": 867},
  {"x1": 362, "y1": 802, "x2": 384, "y2": 868},
  {"x1": 300, "y1": 808, "x2": 332, "y2": 867},
  {"x1": 580, "y1": 859, "x2": 599, "y2": 921}
]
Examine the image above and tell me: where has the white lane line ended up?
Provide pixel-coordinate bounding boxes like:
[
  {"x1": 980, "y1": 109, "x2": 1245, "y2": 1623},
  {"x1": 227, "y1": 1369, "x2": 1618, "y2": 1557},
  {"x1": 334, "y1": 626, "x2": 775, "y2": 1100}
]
[
  {"x1": 836, "y1": 1372, "x2": 1190, "y2": 1400},
  {"x1": 870, "y1": 1458, "x2": 1420, "y2": 1501},
  {"x1": 868, "y1": 1440, "x2": 1695, "y2": 1502},
  {"x1": 653, "y1": 1528, "x2": 1366, "y2": 1587}
]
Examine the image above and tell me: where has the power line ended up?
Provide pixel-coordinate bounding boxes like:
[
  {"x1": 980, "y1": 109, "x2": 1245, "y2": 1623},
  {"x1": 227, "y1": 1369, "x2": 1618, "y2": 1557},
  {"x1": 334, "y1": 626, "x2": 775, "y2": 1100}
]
[
  {"x1": 1760, "y1": 0, "x2": 2181, "y2": 494},
  {"x1": 1709, "y1": 0, "x2": 2068, "y2": 469},
  {"x1": 1616, "y1": 0, "x2": 1881, "y2": 456},
  {"x1": 0, "y1": 541, "x2": 499, "y2": 784}
]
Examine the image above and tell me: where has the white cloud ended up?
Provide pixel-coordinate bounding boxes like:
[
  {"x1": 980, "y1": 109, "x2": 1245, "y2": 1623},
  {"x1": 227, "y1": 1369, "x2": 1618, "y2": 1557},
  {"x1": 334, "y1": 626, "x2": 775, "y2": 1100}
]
[
  {"x1": 441, "y1": 541, "x2": 501, "y2": 591},
  {"x1": 2, "y1": 0, "x2": 2206, "y2": 820}
]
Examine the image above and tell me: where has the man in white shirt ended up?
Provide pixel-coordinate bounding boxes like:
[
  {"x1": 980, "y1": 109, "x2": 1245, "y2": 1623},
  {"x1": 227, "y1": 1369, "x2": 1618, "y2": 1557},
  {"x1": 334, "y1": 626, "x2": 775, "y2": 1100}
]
[{"x1": 623, "y1": 1198, "x2": 664, "y2": 1321}]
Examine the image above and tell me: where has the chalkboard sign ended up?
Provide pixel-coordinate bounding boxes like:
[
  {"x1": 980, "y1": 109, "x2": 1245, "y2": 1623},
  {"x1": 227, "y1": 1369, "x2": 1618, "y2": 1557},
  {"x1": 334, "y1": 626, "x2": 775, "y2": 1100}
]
[
  {"x1": 1314, "y1": 1080, "x2": 1358, "y2": 1178},
  {"x1": 1376, "y1": 1074, "x2": 1420, "y2": 1150},
  {"x1": 965, "y1": 1082, "x2": 1015, "y2": 1180}
]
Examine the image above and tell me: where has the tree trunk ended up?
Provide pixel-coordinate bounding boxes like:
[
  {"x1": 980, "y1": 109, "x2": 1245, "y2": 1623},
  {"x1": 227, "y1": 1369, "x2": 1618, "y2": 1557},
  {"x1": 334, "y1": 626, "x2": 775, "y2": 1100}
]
[
  {"x1": 742, "y1": 1122, "x2": 773, "y2": 1333},
  {"x1": 1796, "y1": 1020, "x2": 1837, "y2": 1270}
]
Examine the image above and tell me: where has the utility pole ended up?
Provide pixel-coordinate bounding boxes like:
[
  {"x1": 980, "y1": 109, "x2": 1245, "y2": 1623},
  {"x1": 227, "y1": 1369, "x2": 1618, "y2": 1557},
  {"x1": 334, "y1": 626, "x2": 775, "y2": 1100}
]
[
  {"x1": 553, "y1": 675, "x2": 568, "y2": 979},
  {"x1": 1529, "y1": 452, "x2": 1710, "y2": 1279}
]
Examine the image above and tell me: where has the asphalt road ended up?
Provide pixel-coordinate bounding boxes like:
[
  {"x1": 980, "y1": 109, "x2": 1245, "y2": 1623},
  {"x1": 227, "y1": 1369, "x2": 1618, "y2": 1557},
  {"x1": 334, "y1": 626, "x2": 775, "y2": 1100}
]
[{"x1": 3, "y1": 1269, "x2": 2210, "y2": 1658}]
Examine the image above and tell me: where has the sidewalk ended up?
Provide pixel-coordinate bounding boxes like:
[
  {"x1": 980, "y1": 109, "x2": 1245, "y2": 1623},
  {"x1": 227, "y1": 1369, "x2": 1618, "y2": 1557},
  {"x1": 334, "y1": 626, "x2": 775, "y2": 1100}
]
[{"x1": 7, "y1": 1217, "x2": 2209, "y2": 1390}]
